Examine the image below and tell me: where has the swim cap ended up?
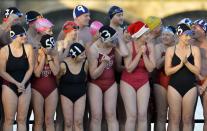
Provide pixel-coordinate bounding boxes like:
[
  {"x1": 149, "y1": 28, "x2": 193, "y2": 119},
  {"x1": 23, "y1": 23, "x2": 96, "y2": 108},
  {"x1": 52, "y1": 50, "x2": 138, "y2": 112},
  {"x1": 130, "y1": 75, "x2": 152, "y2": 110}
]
[
  {"x1": 108, "y1": 6, "x2": 123, "y2": 19},
  {"x1": 25, "y1": 11, "x2": 42, "y2": 24},
  {"x1": 10, "y1": 24, "x2": 26, "y2": 39},
  {"x1": 177, "y1": 18, "x2": 192, "y2": 27},
  {"x1": 40, "y1": 34, "x2": 55, "y2": 49},
  {"x1": 193, "y1": 19, "x2": 207, "y2": 32},
  {"x1": 176, "y1": 24, "x2": 191, "y2": 35},
  {"x1": 63, "y1": 21, "x2": 79, "y2": 34},
  {"x1": 3, "y1": 7, "x2": 23, "y2": 19},
  {"x1": 89, "y1": 21, "x2": 103, "y2": 36},
  {"x1": 144, "y1": 16, "x2": 162, "y2": 31},
  {"x1": 35, "y1": 18, "x2": 54, "y2": 33},
  {"x1": 99, "y1": 25, "x2": 117, "y2": 42},
  {"x1": 69, "y1": 42, "x2": 85, "y2": 58},
  {"x1": 73, "y1": 5, "x2": 89, "y2": 19}
]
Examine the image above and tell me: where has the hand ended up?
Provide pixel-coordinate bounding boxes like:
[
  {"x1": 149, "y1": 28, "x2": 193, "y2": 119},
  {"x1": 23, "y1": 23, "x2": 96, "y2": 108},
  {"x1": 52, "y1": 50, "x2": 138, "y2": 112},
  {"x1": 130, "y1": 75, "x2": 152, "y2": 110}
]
[
  {"x1": 198, "y1": 74, "x2": 205, "y2": 81},
  {"x1": 182, "y1": 56, "x2": 188, "y2": 64},
  {"x1": 198, "y1": 85, "x2": 206, "y2": 95},
  {"x1": 16, "y1": 82, "x2": 25, "y2": 93},
  {"x1": 141, "y1": 45, "x2": 147, "y2": 54},
  {"x1": 101, "y1": 54, "x2": 110, "y2": 64}
]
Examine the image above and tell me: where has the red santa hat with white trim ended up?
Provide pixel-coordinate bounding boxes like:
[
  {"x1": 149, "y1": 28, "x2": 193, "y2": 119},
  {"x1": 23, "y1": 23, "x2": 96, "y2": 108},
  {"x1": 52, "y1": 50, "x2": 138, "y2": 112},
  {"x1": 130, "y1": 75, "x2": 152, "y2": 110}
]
[{"x1": 127, "y1": 21, "x2": 149, "y2": 39}]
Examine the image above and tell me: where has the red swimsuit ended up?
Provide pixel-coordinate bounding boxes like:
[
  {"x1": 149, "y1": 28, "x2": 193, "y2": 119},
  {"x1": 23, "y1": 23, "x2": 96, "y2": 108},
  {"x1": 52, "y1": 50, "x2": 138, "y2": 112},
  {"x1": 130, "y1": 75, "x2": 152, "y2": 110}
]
[
  {"x1": 121, "y1": 42, "x2": 149, "y2": 91},
  {"x1": 90, "y1": 48, "x2": 116, "y2": 92},
  {"x1": 31, "y1": 63, "x2": 56, "y2": 99},
  {"x1": 155, "y1": 52, "x2": 170, "y2": 89}
]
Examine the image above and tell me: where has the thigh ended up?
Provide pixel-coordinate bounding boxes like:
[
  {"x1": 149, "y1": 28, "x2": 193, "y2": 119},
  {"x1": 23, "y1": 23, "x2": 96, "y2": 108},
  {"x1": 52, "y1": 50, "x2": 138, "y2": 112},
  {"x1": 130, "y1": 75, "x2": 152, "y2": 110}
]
[
  {"x1": 45, "y1": 89, "x2": 58, "y2": 118},
  {"x1": 182, "y1": 87, "x2": 198, "y2": 119},
  {"x1": 137, "y1": 82, "x2": 150, "y2": 114},
  {"x1": 2, "y1": 85, "x2": 18, "y2": 120},
  {"x1": 17, "y1": 85, "x2": 31, "y2": 120},
  {"x1": 167, "y1": 86, "x2": 182, "y2": 119},
  {"x1": 120, "y1": 81, "x2": 137, "y2": 116},
  {"x1": 74, "y1": 95, "x2": 86, "y2": 121},
  {"x1": 104, "y1": 83, "x2": 118, "y2": 115},
  {"x1": 60, "y1": 95, "x2": 74, "y2": 121},
  {"x1": 153, "y1": 84, "x2": 168, "y2": 112},
  {"x1": 32, "y1": 89, "x2": 44, "y2": 121},
  {"x1": 88, "y1": 83, "x2": 103, "y2": 117}
]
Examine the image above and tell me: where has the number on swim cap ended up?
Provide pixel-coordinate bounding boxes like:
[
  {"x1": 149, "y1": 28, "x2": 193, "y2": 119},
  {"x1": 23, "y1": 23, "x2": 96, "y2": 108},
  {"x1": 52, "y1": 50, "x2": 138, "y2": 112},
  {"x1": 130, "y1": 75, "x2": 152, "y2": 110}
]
[
  {"x1": 10, "y1": 31, "x2": 15, "y2": 38},
  {"x1": 5, "y1": 9, "x2": 14, "y2": 18},
  {"x1": 177, "y1": 26, "x2": 183, "y2": 35},
  {"x1": 102, "y1": 30, "x2": 111, "y2": 40},
  {"x1": 46, "y1": 37, "x2": 55, "y2": 49},
  {"x1": 77, "y1": 6, "x2": 85, "y2": 13}
]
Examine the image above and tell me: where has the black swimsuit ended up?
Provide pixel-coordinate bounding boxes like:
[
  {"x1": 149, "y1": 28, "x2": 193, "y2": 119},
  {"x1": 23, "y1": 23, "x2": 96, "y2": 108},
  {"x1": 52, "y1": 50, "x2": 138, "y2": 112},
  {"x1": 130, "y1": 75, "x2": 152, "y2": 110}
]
[
  {"x1": 169, "y1": 45, "x2": 196, "y2": 97},
  {"x1": 59, "y1": 61, "x2": 87, "y2": 103},
  {"x1": 3, "y1": 44, "x2": 30, "y2": 97}
]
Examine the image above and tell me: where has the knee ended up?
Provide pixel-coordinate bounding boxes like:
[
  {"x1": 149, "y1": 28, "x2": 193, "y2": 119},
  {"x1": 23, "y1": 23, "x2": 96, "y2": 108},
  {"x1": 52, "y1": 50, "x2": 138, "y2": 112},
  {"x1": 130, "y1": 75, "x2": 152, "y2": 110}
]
[
  {"x1": 169, "y1": 115, "x2": 180, "y2": 125},
  {"x1": 137, "y1": 111, "x2": 147, "y2": 122},
  {"x1": 126, "y1": 112, "x2": 137, "y2": 123},
  {"x1": 17, "y1": 116, "x2": 26, "y2": 125},
  {"x1": 4, "y1": 117, "x2": 15, "y2": 125},
  {"x1": 34, "y1": 117, "x2": 44, "y2": 126},
  {"x1": 91, "y1": 112, "x2": 102, "y2": 123},
  {"x1": 182, "y1": 115, "x2": 192, "y2": 125},
  {"x1": 105, "y1": 111, "x2": 117, "y2": 122},
  {"x1": 64, "y1": 119, "x2": 73, "y2": 129},
  {"x1": 45, "y1": 116, "x2": 54, "y2": 126},
  {"x1": 74, "y1": 119, "x2": 83, "y2": 129}
]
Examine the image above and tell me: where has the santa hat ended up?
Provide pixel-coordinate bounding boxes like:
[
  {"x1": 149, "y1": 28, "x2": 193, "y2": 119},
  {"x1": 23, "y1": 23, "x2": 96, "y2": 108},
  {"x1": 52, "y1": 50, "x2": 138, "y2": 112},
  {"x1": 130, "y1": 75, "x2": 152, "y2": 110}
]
[{"x1": 127, "y1": 21, "x2": 149, "y2": 39}]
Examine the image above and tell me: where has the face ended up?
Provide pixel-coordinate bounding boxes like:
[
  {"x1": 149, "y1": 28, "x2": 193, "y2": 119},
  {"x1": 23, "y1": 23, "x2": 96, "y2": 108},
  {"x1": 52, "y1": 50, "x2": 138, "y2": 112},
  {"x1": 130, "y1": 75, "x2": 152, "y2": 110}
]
[
  {"x1": 75, "y1": 51, "x2": 86, "y2": 62},
  {"x1": 137, "y1": 32, "x2": 149, "y2": 43},
  {"x1": 77, "y1": 13, "x2": 90, "y2": 26},
  {"x1": 111, "y1": 12, "x2": 124, "y2": 25},
  {"x1": 161, "y1": 33, "x2": 175, "y2": 46},
  {"x1": 191, "y1": 24, "x2": 205, "y2": 39},
  {"x1": 123, "y1": 29, "x2": 132, "y2": 43},
  {"x1": 180, "y1": 34, "x2": 191, "y2": 45},
  {"x1": 152, "y1": 25, "x2": 162, "y2": 36},
  {"x1": 66, "y1": 29, "x2": 78, "y2": 41},
  {"x1": 14, "y1": 33, "x2": 27, "y2": 44}
]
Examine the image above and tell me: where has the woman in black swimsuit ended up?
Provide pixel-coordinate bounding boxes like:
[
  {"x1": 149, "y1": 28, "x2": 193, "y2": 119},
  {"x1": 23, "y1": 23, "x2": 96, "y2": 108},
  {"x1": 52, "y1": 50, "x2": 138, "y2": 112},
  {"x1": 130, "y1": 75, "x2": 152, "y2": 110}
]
[
  {"x1": 0, "y1": 25, "x2": 34, "y2": 131},
  {"x1": 165, "y1": 24, "x2": 201, "y2": 131},
  {"x1": 58, "y1": 42, "x2": 88, "y2": 131}
]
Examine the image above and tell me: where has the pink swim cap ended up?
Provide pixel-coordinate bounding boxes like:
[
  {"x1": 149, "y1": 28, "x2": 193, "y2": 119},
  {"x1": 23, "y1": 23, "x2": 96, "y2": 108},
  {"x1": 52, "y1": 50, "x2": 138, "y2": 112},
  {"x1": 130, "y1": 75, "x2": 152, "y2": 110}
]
[
  {"x1": 35, "y1": 18, "x2": 54, "y2": 33},
  {"x1": 90, "y1": 21, "x2": 103, "y2": 36}
]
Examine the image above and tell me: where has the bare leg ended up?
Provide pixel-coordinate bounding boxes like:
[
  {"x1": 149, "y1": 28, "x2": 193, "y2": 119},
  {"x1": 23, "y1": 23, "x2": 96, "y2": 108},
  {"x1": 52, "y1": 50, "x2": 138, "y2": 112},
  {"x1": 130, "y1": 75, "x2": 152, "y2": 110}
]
[
  {"x1": 136, "y1": 82, "x2": 150, "y2": 131},
  {"x1": 61, "y1": 95, "x2": 73, "y2": 131},
  {"x1": 153, "y1": 84, "x2": 168, "y2": 131},
  {"x1": 120, "y1": 81, "x2": 137, "y2": 131},
  {"x1": 32, "y1": 89, "x2": 44, "y2": 131},
  {"x1": 167, "y1": 86, "x2": 182, "y2": 131},
  {"x1": 74, "y1": 95, "x2": 86, "y2": 131},
  {"x1": 88, "y1": 83, "x2": 103, "y2": 131},
  {"x1": 17, "y1": 86, "x2": 31, "y2": 131},
  {"x1": 104, "y1": 83, "x2": 119, "y2": 131},
  {"x1": 2, "y1": 85, "x2": 18, "y2": 131},
  {"x1": 182, "y1": 87, "x2": 197, "y2": 131},
  {"x1": 45, "y1": 89, "x2": 58, "y2": 131}
]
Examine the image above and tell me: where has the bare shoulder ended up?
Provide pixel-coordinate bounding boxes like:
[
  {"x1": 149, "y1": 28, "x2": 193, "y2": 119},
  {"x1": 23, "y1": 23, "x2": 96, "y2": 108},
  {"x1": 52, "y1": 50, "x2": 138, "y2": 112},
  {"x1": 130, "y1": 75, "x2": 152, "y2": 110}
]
[
  {"x1": 89, "y1": 43, "x2": 99, "y2": 58},
  {"x1": 166, "y1": 46, "x2": 175, "y2": 56},
  {"x1": 0, "y1": 45, "x2": 9, "y2": 58},
  {"x1": 191, "y1": 45, "x2": 200, "y2": 54}
]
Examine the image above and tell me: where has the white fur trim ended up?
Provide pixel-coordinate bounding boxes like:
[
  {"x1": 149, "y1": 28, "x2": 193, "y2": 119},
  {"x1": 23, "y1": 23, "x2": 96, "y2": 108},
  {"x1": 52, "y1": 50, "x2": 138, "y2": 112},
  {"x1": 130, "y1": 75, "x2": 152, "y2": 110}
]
[{"x1": 132, "y1": 25, "x2": 149, "y2": 39}]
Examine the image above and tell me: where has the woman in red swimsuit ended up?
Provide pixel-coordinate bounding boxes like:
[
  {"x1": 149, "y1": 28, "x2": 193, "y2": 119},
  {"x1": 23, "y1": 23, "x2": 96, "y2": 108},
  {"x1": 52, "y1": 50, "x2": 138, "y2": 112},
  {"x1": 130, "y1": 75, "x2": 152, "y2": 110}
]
[
  {"x1": 32, "y1": 34, "x2": 59, "y2": 131},
  {"x1": 120, "y1": 21, "x2": 155, "y2": 131},
  {"x1": 88, "y1": 25, "x2": 128, "y2": 131},
  {"x1": 153, "y1": 26, "x2": 176, "y2": 131}
]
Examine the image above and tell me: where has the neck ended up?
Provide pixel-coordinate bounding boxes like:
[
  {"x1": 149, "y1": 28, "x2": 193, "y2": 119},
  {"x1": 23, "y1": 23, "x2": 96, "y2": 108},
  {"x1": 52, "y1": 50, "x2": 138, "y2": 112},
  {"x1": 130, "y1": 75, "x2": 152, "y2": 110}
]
[
  {"x1": 75, "y1": 21, "x2": 85, "y2": 29},
  {"x1": 12, "y1": 40, "x2": 22, "y2": 48},
  {"x1": 197, "y1": 36, "x2": 206, "y2": 44},
  {"x1": 64, "y1": 37, "x2": 73, "y2": 47},
  {"x1": 178, "y1": 41, "x2": 188, "y2": 49},
  {"x1": 68, "y1": 57, "x2": 79, "y2": 64},
  {"x1": 110, "y1": 22, "x2": 119, "y2": 30}
]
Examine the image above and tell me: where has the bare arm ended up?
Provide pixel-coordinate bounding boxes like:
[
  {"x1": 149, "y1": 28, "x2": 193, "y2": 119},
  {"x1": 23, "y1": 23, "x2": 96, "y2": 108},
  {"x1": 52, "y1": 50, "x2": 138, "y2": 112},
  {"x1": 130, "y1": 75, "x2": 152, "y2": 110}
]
[
  {"x1": 184, "y1": 46, "x2": 201, "y2": 76},
  {"x1": 47, "y1": 53, "x2": 60, "y2": 76},
  {"x1": 155, "y1": 44, "x2": 165, "y2": 69},
  {"x1": 88, "y1": 46, "x2": 108, "y2": 80},
  {"x1": 115, "y1": 49, "x2": 125, "y2": 72},
  {"x1": 21, "y1": 44, "x2": 34, "y2": 85},
  {"x1": 165, "y1": 47, "x2": 183, "y2": 76},
  {"x1": 124, "y1": 43, "x2": 142, "y2": 73},
  {"x1": 0, "y1": 47, "x2": 20, "y2": 85},
  {"x1": 142, "y1": 43, "x2": 156, "y2": 72},
  {"x1": 56, "y1": 62, "x2": 66, "y2": 82},
  {"x1": 34, "y1": 49, "x2": 45, "y2": 77}
]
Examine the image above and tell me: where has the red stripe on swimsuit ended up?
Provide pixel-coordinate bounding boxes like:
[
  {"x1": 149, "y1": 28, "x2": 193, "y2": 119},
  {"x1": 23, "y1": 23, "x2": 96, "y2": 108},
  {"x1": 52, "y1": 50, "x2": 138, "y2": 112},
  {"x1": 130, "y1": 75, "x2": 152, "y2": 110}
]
[
  {"x1": 121, "y1": 42, "x2": 149, "y2": 91},
  {"x1": 90, "y1": 48, "x2": 115, "y2": 92}
]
